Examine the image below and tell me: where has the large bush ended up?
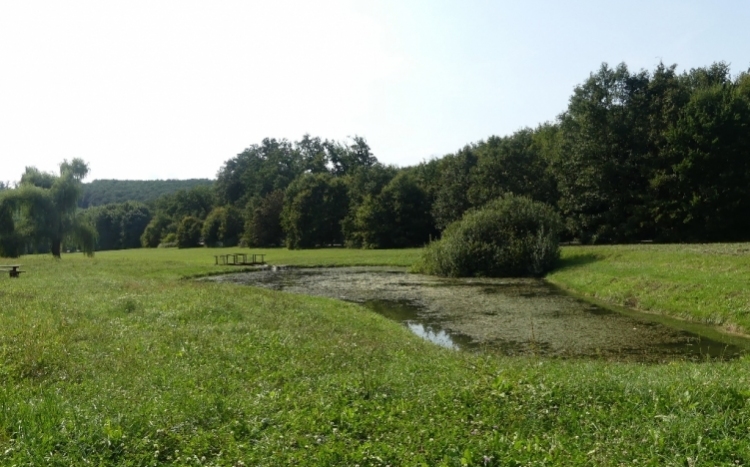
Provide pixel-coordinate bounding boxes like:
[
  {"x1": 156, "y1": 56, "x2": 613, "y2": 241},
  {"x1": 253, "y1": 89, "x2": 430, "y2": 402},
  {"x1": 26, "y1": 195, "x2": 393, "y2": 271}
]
[
  {"x1": 176, "y1": 216, "x2": 203, "y2": 249},
  {"x1": 416, "y1": 195, "x2": 561, "y2": 277},
  {"x1": 140, "y1": 214, "x2": 174, "y2": 248},
  {"x1": 202, "y1": 206, "x2": 244, "y2": 247}
]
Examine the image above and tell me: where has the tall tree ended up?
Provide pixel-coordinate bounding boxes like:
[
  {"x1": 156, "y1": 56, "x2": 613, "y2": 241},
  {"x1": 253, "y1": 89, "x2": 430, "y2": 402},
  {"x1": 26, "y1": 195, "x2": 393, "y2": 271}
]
[
  {"x1": 431, "y1": 147, "x2": 478, "y2": 231},
  {"x1": 214, "y1": 138, "x2": 301, "y2": 206},
  {"x1": 555, "y1": 63, "x2": 651, "y2": 243},
  {"x1": 282, "y1": 174, "x2": 348, "y2": 249},
  {"x1": 348, "y1": 172, "x2": 435, "y2": 248},
  {"x1": 328, "y1": 136, "x2": 378, "y2": 176},
  {"x1": 85, "y1": 201, "x2": 151, "y2": 251},
  {"x1": 244, "y1": 190, "x2": 285, "y2": 247},
  {"x1": 468, "y1": 129, "x2": 558, "y2": 208},
  {"x1": 0, "y1": 159, "x2": 96, "y2": 258},
  {"x1": 657, "y1": 67, "x2": 750, "y2": 240}
]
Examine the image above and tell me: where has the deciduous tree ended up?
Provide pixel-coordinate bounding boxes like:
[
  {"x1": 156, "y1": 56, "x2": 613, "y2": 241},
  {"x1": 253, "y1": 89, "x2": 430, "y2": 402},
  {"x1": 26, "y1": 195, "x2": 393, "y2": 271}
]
[{"x1": 0, "y1": 159, "x2": 95, "y2": 258}]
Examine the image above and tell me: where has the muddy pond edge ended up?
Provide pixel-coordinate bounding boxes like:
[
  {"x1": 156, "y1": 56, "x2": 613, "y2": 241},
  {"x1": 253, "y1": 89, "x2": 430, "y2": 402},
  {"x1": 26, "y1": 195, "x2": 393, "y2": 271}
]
[{"x1": 545, "y1": 277, "x2": 750, "y2": 346}]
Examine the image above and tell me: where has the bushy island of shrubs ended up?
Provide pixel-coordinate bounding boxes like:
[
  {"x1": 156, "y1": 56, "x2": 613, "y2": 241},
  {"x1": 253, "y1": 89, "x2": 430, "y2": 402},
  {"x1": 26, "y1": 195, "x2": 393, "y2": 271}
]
[{"x1": 415, "y1": 195, "x2": 562, "y2": 278}]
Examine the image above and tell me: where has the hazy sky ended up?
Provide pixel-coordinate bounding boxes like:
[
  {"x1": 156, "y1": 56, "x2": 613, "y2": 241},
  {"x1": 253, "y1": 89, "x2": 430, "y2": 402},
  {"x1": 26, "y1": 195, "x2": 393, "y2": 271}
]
[{"x1": 2, "y1": 1, "x2": 749, "y2": 182}]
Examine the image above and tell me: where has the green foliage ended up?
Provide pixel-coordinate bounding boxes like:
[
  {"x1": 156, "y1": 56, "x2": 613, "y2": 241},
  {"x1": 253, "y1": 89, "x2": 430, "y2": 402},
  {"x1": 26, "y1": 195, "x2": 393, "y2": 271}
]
[
  {"x1": 78, "y1": 179, "x2": 213, "y2": 208},
  {"x1": 468, "y1": 128, "x2": 558, "y2": 207},
  {"x1": 141, "y1": 186, "x2": 216, "y2": 251},
  {"x1": 347, "y1": 172, "x2": 435, "y2": 248},
  {"x1": 176, "y1": 216, "x2": 203, "y2": 248},
  {"x1": 549, "y1": 243, "x2": 750, "y2": 333},
  {"x1": 430, "y1": 147, "x2": 478, "y2": 230},
  {"x1": 552, "y1": 61, "x2": 750, "y2": 243},
  {"x1": 328, "y1": 135, "x2": 378, "y2": 176},
  {"x1": 282, "y1": 174, "x2": 349, "y2": 249},
  {"x1": 119, "y1": 204, "x2": 151, "y2": 248},
  {"x1": 0, "y1": 159, "x2": 95, "y2": 258},
  {"x1": 215, "y1": 138, "x2": 300, "y2": 207},
  {"x1": 4, "y1": 249, "x2": 750, "y2": 464},
  {"x1": 140, "y1": 214, "x2": 174, "y2": 248},
  {"x1": 243, "y1": 190, "x2": 285, "y2": 247},
  {"x1": 84, "y1": 202, "x2": 152, "y2": 251},
  {"x1": 201, "y1": 208, "x2": 223, "y2": 247},
  {"x1": 219, "y1": 206, "x2": 244, "y2": 247},
  {"x1": 154, "y1": 186, "x2": 215, "y2": 222},
  {"x1": 417, "y1": 195, "x2": 562, "y2": 277},
  {"x1": 214, "y1": 135, "x2": 380, "y2": 209},
  {"x1": 159, "y1": 232, "x2": 178, "y2": 247},
  {"x1": 0, "y1": 200, "x2": 23, "y2": 257},
  {"x1": 555, "y1": 63, "x2": 652, "y2": 243},
  {"x1": 654, "y1": 72, "x2": 750, "y2": 241},
  {"x1": 201, "y1": 206, "x2": 244, "y2": 247}
]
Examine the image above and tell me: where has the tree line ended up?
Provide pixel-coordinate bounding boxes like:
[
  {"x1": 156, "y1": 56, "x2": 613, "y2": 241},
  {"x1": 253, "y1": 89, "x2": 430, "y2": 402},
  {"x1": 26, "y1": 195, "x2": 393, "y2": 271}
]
[
  {"x1": 78, "y1": 179, "x2": 214, "y2": 208},
  {"x1": 2, "y1": 61, "x2": 750, "y2": 257}
]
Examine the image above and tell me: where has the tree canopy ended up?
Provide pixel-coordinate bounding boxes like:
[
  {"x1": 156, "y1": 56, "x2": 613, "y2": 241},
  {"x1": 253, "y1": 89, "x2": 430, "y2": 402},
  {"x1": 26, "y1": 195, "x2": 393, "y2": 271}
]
[
  {"x1": 78, "y1": 179, "x2": 213, "y2": 208},
  {"x1": 21, "y1": 61, "x2": 750, "y2": 257},
  {"x1": 0, "y1": 159, "x2": 96, "y2": 258}
]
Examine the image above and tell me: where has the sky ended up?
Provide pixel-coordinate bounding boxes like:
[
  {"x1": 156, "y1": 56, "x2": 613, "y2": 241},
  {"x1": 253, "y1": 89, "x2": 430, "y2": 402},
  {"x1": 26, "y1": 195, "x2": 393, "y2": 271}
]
[{"x1": 1, "y1": 0, "x2": 749, "y2": 182}]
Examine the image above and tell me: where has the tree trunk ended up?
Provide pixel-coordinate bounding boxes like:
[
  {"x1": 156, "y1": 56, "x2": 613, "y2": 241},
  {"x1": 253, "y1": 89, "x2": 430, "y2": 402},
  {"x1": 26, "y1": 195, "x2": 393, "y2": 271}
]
[{"x1": 51, "y1": 238, "x2": 62, "y2": 258}]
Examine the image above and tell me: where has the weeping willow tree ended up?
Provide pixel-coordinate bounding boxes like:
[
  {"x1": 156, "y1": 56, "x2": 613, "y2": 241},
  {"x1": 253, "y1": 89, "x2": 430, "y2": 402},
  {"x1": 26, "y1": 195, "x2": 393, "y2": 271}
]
[{"x1": 0, "y1": 159, "x2": 96, "y2": 258}]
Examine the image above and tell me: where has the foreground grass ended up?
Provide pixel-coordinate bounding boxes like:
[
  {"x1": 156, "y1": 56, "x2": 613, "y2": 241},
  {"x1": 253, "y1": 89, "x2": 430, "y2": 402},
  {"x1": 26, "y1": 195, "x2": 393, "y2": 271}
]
[
  {"x1": 549, "y1": 243, "x2": 750, "y2": 335},
  {"x1": 1, "y1": 248, "x2": 750, "y2": 465}
]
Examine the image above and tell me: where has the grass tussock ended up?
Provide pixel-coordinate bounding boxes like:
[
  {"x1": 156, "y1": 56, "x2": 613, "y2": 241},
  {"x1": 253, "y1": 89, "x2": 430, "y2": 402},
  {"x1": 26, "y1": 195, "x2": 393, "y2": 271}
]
[{"x1": 0, "y1": 247, "x2": 750, "y2": 465}]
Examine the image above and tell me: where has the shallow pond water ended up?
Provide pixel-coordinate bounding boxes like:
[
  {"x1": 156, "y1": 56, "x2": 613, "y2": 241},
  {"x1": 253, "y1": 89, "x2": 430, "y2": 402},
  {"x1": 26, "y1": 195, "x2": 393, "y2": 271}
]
[{"x1": 205, "y1": 267, "x2": 750, "y2": 362}]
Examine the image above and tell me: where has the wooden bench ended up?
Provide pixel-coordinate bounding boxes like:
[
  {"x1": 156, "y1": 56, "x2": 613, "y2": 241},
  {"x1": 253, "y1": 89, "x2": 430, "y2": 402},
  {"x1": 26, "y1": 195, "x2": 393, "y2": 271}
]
[
  {"x1": 214, "y1": 253, "x2": 266, "y2": 266},
  {"x1": 0, "y1": 265, "x2": 24, "y2": 278}
]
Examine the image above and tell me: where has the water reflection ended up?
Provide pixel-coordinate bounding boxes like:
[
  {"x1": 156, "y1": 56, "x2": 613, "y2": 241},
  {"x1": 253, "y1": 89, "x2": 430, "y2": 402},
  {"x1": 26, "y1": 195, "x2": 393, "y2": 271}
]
[
  {"x1": 361, "y1": 299, "x2": 471, "y2": 350},
  {"x1": 405, "y1": 323, "x2": 458, "y2": 350}
]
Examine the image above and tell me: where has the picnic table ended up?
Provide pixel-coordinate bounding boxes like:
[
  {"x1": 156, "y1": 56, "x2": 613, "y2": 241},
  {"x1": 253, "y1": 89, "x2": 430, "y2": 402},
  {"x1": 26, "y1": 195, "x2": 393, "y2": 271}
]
[
  {"x1": 214, "y1": 253, "x2": 266, "y2": 266},
  {"x1": 0, "y1": 265, "x2": 24, "y2": 278}
]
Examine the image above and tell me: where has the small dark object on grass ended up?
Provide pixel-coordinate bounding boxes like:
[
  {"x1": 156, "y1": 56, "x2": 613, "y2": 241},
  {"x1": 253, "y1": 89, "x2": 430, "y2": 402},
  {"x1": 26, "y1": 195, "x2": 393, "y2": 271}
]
[{"x1": 0, "y1": 265, "x2": 24, "y2": 278}]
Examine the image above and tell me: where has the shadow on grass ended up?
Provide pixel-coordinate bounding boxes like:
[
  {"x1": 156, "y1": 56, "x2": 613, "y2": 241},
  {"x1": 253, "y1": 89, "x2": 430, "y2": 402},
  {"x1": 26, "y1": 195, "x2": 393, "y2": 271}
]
[{"x1": 553, "y1": 253, "x2": 602, "y2": 272}]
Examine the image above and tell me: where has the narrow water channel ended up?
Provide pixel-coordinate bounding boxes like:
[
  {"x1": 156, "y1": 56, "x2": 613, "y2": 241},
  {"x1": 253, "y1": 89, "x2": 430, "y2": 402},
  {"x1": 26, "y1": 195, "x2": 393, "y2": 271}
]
[{"x1": 205, "y1": 267, "x2": 750, "y2": 362}]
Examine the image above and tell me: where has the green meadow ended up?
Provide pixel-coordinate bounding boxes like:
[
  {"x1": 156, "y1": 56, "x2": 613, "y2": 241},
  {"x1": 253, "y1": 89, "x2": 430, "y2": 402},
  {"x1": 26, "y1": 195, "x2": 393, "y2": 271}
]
[
  {"x1": 2, "y1": 246, "x2": 750, "y2": 466},
  {"x1": 549, "y1": 243, "x2": 750, "y2": 335}
]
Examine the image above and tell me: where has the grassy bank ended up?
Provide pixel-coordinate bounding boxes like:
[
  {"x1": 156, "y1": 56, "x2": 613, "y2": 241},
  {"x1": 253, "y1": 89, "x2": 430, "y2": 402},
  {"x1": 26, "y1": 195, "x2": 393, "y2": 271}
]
[
  {"x1": 1, "y1": 248, "x2": 750, "y2": 465},
  {"x1": 549, "y1": 243, "x2": 750, "y2": 335}
]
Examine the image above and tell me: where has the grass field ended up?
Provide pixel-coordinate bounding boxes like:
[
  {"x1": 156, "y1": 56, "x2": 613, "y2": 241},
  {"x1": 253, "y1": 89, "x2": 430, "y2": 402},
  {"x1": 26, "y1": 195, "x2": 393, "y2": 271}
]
[
  {"x1": 2, "y1": 246, "x2": 750, "y2": 465},
  {"x1": 549, "y1": 243, "x2": 750, "y2": 335}
]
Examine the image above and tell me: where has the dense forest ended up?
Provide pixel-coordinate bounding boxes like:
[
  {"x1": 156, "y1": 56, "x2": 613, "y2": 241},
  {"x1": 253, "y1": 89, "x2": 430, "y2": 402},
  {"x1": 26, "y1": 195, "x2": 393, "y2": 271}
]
[
  {"x1": 2, "y1": 61, "x2": 750, "y2": 256},
  {"x1": 78, "y1": 179, "x2": 214, "y2": 208}
]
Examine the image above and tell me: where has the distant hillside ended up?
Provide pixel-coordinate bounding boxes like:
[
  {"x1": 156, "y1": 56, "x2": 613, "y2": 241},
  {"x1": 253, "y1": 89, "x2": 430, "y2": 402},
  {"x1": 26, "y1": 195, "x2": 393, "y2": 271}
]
[{"x1": 79, "y1": 179, "x2": 214, "y2": 208}]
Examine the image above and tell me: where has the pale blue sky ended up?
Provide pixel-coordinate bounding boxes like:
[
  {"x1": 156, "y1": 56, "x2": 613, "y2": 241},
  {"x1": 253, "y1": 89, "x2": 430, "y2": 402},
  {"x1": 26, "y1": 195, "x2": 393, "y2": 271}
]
[{"x1": 1, "y1": 1, "x2": 748, "y2": 181}]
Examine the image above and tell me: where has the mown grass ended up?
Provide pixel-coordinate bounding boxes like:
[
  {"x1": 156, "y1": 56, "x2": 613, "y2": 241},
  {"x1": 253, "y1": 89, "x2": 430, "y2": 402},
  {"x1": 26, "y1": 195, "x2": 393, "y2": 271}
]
[
  {"x1": 1, "y1": 247, "x2": 750, "y2": 465},
  {"x1": 549, "y1": 243, "x2": 750, "y2": 334}
]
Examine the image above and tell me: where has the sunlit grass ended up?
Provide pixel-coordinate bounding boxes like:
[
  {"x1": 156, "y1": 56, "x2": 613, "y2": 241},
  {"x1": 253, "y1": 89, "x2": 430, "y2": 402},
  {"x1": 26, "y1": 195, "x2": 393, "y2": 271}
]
[
  {"x1": 549, "y1": 243, "x2": 750, "y2": 334},
  {"x1": 1, "y1": 246, "x2": 750, "y2": 465}
]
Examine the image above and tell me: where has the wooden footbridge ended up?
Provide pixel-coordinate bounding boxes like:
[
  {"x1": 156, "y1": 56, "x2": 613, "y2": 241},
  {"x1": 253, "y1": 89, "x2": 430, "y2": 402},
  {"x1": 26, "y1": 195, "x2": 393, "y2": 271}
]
[{"x1": 214, "y1": 253, "x2": 266, "y2": 266}]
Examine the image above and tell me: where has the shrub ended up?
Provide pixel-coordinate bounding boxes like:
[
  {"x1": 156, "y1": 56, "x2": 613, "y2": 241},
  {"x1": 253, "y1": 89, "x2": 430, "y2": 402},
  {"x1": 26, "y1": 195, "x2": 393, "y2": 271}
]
[
  {"x1": 415, "y1": 195, "x2": 561, "y2": 277},
  {"x1": 176, "y1": 216, "x2": 203, "y2": 249},
  {"x1": 141, "y1": 214, "x2": 173, "y2": 248},
  {"x1": 201, "y1": 208, "x2": 223, "y2": 247},
  {"x1": 158, "y1": 232, "x2": 178, "y2": 248}
]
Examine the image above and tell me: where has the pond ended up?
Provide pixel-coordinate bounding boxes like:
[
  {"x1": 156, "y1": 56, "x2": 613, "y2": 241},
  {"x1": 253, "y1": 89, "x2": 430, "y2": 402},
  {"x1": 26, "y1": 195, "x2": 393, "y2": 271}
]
[{"x1": 205, "y1": 266, "x2": 750, "y2": 362}]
